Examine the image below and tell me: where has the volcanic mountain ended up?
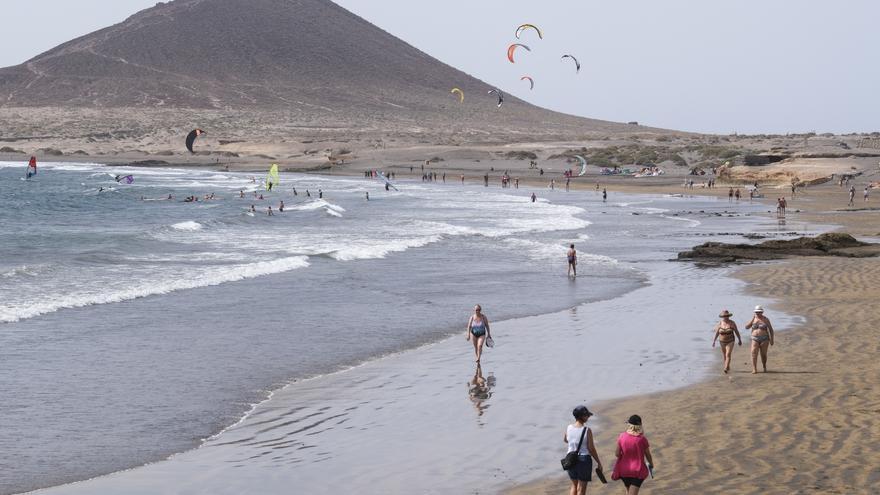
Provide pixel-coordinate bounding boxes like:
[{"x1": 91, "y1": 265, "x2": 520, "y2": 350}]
[{"x1": 0, "y1": 0, "x2": 639, "y2": 139}]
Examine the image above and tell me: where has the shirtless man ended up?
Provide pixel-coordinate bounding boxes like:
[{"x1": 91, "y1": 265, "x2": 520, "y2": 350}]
[{"x1": 567, "y1": 244, "x2": 577, "y2": 278}]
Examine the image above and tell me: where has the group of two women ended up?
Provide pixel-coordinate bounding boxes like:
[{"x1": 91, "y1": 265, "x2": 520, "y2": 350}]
[
  {"x1": 712, "y1": 305, "x2": 775, "y2": 374},
  {"x1": 565, "y1": 406, "x2": 653, "y2": 495}
]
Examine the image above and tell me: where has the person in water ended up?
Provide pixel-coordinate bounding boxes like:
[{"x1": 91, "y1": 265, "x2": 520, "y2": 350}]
[
  {"x1": 611, "y1": 415, "x2": 654, "y2": 494},
  {"x1": 250, "y1": 204, "x2": 256, "y2": 213},
  {"x1": 279, "y1": 200, "x2": 285, "y2": 212},
  {"x1": 466, "y1": 305, "x2": 492, "y2": 363},
  {"x1": 564, "y1": 405, "x2": 604, "y2": 495},
  {"x1": 712, "y1": 309, "x2": 741, "y2": 374},
  {"x1": 602, "y1": 188, "x2": 607, "y2": 202},
  {"x1": 319, "y1": 189, "x2": 323, "y2": 199},
  {"x1": 745, "y1": 305, "x2": 774, "y2": 373},
  {"x1": 267, "y1": 206, "x2": 274, "y2": 216},
  {"x1": 293, "y1": 187, "x2": 298, "y2": 196},
  {"x1": 531, "y1": 192, "x2": 537, "y2": 203},
  {"x1": 567, "y1": 244, "x2": 577, "y2": 278},
  {"x1": 306, "y1": 190, "x2": 311, "y2": 197},
  {"x1": 365, "y1": 192, "x2": 370, "y2": 201}
]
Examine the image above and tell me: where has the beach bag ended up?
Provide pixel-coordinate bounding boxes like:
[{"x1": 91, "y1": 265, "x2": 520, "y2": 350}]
[{"x1": 561, "y1": 427, "x2": 587, "y2": 471}]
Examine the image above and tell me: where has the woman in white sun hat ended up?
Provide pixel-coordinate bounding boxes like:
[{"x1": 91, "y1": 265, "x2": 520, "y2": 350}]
[{"x1": 745, "y1": 305, "x2": 775, "y2": 373}]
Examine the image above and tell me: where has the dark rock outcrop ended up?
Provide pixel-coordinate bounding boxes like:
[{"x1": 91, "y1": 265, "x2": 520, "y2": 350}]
[{"x1": 678, "y1": 233, "x2": 880, "y2": 262}]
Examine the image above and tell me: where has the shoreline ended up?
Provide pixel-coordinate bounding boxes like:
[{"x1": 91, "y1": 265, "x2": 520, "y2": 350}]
[
  {"x1": 507, "y1": 187, "x2": 880, "y2": 493},
  {"x1": 31, "y1": 261, "x2": 798, "y2": 495},
  {"x1": 17, "y1": 169, "x2": 808, "y2": 493},
  {"x1": 7, "y1": 160, "x2": 876, "y2": 494}
]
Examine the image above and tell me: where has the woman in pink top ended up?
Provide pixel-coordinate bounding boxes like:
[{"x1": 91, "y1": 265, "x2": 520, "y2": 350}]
[{"x1": 612, "y1": 415, "x2": 654, "y2": 494}]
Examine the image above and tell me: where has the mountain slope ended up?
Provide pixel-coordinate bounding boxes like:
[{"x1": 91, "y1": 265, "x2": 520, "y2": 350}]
[{"x1": 0, "y1": 0, "x2": 640, "y2": 136}]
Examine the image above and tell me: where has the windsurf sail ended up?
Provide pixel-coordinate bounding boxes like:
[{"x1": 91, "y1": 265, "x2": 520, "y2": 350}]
[
  {"x1": 115, "y1": 174, "x2": 135, "y2": 184},
  {"x1": 266, "y1": 164, "x2": 280, "y2": 191},
  {"x1": 25, "y1": 156, "x2": 37, "y2": 179},
  {"x1": 575, "y1": 155, "x2": 588, "y2": 176},
  {"x1": 376, "y1": 170, "x2": 398, "y2": 191}
]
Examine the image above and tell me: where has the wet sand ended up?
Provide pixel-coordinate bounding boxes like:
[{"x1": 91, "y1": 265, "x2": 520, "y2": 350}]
[
  {"x1": 30, "y1": 260, "x2": 800, "y2": 495},
  {"x1": 510, "y1": 194, "x2": 880, "y2": 493}
]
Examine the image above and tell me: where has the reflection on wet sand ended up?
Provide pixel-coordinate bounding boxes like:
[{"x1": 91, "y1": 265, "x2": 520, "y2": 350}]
[{"x1": 468, "y1": 364, "x2": 496, "y2": 419}]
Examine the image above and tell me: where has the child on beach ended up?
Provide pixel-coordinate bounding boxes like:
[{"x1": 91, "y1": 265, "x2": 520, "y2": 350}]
[
  {"x1": 564, "y1": 405, "x2": 604, "y2": 495},
  {"x1": 712, "y1": 310, "x2": 742, "y2": 374},
  {"x1": 611, "y1": 415, "x2": 654, "y2": 494}
]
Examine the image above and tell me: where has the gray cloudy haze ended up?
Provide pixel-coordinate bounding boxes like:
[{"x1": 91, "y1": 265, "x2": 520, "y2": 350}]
[{"x1": 2, "y1": 0, "x2": 877, "y2": 134}]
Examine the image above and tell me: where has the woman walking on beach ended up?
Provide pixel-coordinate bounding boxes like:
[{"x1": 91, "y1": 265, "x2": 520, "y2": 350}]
[
  {"x1": 466, "y1": 305, "x2": 492, "y2": 363},
  {"x1": 712, "y1": 310, "x2": 741, "y2": 373},
  {"x1": 564, "y1": 405, "x2": 604, "y2": 495},
  {"x1": 567, "y1": 244, "x2": 577, "y2": 278},
  {"x1": 745, "y1": 305, "x2": 774, "y2": 373},
  {"x1": 611, "y1": 415, "x2": 654, "y2": 495}
]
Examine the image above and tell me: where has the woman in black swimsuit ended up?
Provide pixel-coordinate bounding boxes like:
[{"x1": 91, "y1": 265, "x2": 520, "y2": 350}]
[{"x1": 712, "y1": 310, "x2": 742, "y2": 374}]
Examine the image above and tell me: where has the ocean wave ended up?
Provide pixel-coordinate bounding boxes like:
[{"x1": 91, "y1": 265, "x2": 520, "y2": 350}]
[
  {"x1": 0, "y1": 256, "x2": 310, "y2": 324},
  {"x1": 171, "y1": 221, "x2": 204, "y2": 231},
  {"x1": 1, "y1": 265, "x2": 42, "y2": 278},
  {"x1": 660, "y1": 215, "x2": 701, "y2": 228},
  {"x1": 328, "y1": 236, "x2": 441, "y2": 261}
]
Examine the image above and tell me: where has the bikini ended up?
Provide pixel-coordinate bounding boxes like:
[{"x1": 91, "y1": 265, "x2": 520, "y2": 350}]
[
  {"x1": 751, "y1": 322, "x2": 770, "y2": 343},
  {"x1": 718, "y1": 327, "x2": 735, "y2": 344},
  {"x1": 470, "y1": 318, "x2": 486, "y2": 337}
]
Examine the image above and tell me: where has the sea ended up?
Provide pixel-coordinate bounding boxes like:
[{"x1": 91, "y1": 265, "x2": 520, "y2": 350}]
[{"x1": 0, "y1": 161, "x2": 811, "y2": 494}]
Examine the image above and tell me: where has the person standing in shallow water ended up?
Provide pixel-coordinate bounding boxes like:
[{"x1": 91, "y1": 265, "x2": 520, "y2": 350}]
[
  {"x1": 745, "y1": 305, "x2": 774, "y2": 373},
  {"x1": 712, "y1": 309, "x2": 741, "y2": 373},
  {"x1": 611, "y1": 415, "x2": 654, "y2": 495},
  {"x1": 466, "y1": 305, "x2": 492, "y2": 363},
  {"x1": 564, "y1": 405, "x2": 604, "y2": 495},
  {"x1": 567, "y1": 244, "x2": 577, "y2": 278}
]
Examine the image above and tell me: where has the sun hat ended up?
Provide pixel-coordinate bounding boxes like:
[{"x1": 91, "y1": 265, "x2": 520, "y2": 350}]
[
  {"x1": 572, "y1": 405, "x2": 593, "y2": 419},
  {"x1": 754, "y1": 305, "x2": 764, "y2": 313},
  {"x1": 627, "y1": 414, "x2": 642, "y2": 426},
  {"x1": 719, "y1": 309, "x2": 733, "y2": 318}
]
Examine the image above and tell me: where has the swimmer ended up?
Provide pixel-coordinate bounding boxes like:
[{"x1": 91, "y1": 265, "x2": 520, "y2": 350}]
[
  {"x1": 279, "y1": 200, "x2": 285, "y2": 212},
  {"x1": 267, "y1": 206, "x2": 274, "y2": 216},
  {"x1": 293, "y1": 188, "x2": 298, "y2": 196}
]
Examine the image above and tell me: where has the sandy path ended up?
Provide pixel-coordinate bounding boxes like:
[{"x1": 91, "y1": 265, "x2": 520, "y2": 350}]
[{"x1": 509, "y1": 256, "x2": 880, "y2": 494}]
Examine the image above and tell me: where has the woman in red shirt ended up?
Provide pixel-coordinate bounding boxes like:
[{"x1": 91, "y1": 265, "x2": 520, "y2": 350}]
[{"x1": 612, "y1": 415, "x2": 654, "y2": 494}]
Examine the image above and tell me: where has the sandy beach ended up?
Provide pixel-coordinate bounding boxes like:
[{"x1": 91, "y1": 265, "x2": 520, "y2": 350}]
[{"x1": 510, "y1": 188, "x2": 880, "y2": 494}]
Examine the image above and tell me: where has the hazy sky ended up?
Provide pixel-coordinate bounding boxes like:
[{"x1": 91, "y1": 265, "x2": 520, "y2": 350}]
[{"x1": 1, "y1": 0, "x2": 877, "y2": 134}]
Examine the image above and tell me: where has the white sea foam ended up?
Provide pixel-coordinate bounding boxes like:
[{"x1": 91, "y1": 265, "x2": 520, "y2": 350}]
[
  {"x1": 171, "y1": 221, "x2": 203, "y2": 231},
  {"x1": 0, "y1": 256, "x2": 310, "y2": 323},
  {"x1": 660, "y1": 215, "x2": 701, "y2": 228}
]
